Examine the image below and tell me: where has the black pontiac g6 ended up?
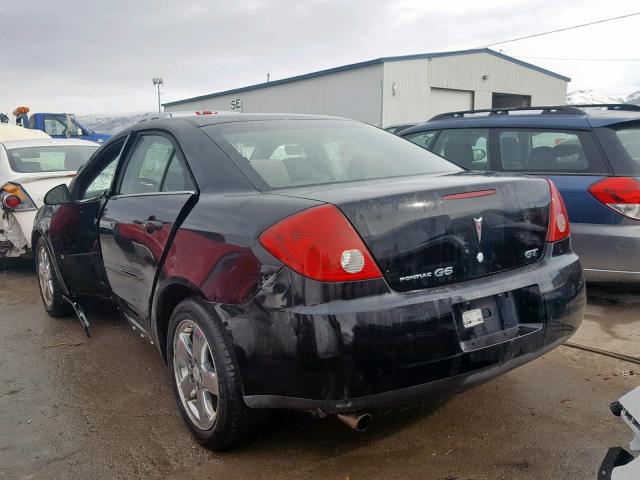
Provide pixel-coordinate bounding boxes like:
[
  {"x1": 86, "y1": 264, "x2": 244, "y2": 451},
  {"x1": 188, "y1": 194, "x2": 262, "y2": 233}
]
[{"x1": 32, "y1": 113, "x2": 585, "y2": 449}]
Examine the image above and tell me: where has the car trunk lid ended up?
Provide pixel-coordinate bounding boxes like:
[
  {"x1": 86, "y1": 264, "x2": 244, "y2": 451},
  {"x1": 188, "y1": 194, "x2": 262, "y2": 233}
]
[{"x1": 271, "y1": 173, "x2": 551, "y2": 291}]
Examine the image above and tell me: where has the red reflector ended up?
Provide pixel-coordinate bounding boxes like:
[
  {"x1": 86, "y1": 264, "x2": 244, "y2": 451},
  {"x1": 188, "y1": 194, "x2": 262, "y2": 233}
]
[
  {"x1": 442, "y1": 189, "x2": 496, "y2": 200},
  {"x1": 546, "y1": 179, "x2": 570, "y2": 242},
  {"x1": 259, "y1": 204, "x2": 382, "y2": 282},
  {"x1": 195, "y1": 110, "x2": 217, "y2": 115},
  {"x1": 2, "y1": 194, "x2": 22, "y2": 209}
]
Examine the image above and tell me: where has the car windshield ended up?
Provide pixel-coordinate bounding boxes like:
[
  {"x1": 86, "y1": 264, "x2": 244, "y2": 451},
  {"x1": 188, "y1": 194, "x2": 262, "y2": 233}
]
[
  {"x1": 207, "y1": 119, "x2": 460, "y2": 189},
  {"x1": 6, "y1": 145, "x2": 98, "y2": 173}
]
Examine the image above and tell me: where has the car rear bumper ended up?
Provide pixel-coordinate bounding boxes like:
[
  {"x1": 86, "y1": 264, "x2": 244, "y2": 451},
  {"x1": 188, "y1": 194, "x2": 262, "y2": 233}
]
[
  {"x1": 571, "y1": 222, "x2": 640, "y2": 283},
  {"x1": 0, "y1": 211, "x2": 34, "y2": 258},
  {"x1": 217, "y1": 244, "x2": 585, "y2": 413},
  {"x1": 243, "y1": 335, "x2": 568, "y2": 412}
]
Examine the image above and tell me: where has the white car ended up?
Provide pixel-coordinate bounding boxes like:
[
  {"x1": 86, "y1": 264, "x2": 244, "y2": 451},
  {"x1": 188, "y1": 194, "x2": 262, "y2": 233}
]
[
  {"x1": 600, "y1": 386, "x2": 640, "y2": 479},
  {"x1": 0, "y1": 138, "x2": 99, "y2": 258},
  {"x1": 0, "y1": 122, "x2": 51, "y2": 141}
]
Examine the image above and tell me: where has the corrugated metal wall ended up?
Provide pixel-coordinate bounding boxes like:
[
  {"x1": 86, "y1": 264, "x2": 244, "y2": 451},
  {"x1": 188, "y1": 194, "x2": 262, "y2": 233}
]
[
  {"x1": 382, "y1": 52, "x2": 568, "y2": 126},
  {"x1": 164, "y1": 64, "x2": 384, "y2": 126}
]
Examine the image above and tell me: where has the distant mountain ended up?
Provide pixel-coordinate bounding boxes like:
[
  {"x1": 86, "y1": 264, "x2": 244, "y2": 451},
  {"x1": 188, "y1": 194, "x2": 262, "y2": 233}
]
[
  {"x1": 566, "y1": 89, "x2": 640, "y2": 106},
  {"x1": 625, "y1": 91, "x2": 640, "y2": 105},
  {"x1": 77, "y1": 112, "x2": 156, "y2": 135},
  {"x1": 566, "y1": 90, "x2": 624, "y2": 105}
]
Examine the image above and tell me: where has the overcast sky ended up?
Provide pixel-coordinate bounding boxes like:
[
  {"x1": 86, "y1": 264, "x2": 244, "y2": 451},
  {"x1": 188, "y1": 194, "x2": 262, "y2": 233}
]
[{"x1": 2, "y1": 0, "x2": 639, "y2": 114}]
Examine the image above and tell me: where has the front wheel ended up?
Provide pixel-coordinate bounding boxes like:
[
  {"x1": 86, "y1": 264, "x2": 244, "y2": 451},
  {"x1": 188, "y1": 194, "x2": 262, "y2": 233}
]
[
  {"x1": 168, "y1": 298, "x2": 253, "y2": 450},
  {"x1": 36, "y1": 239, "x2": 71, "y2": 317}
]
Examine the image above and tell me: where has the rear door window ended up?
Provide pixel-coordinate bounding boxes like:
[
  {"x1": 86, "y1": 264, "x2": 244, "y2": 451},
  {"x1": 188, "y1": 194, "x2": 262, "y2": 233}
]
[
  {"x1": 430, "y1": 129, "x2": 489, "y2": 171},
  {"x1": 495, "y1": 129, "x2": 608, "y2": 173},
  {"x1": 403, "y1": 131, "x2": 438, "y2": 150}
]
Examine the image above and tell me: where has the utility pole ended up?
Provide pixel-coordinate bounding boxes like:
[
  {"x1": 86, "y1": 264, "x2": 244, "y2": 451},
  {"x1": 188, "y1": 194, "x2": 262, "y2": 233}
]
[{"x1": 152, "y1": 77, "x2": 163, "y2": 113}]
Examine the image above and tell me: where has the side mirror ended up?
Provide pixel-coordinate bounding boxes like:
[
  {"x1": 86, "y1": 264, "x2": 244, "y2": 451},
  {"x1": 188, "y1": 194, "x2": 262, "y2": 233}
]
[{"x1": 44, "y1": 184, "x2": 72, "y2": 205}]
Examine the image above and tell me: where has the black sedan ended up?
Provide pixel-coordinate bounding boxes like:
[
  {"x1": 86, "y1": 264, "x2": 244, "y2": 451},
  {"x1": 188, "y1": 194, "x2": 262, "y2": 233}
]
[{"x1": 33, "y1": 113, "x2": 585, "y2": 449}]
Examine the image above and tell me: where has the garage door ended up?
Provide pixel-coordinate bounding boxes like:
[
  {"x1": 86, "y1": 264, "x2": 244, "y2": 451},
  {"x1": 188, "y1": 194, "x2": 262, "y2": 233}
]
[{"x1": 429, "y1": 88, "x2": 474, "y2": 117}]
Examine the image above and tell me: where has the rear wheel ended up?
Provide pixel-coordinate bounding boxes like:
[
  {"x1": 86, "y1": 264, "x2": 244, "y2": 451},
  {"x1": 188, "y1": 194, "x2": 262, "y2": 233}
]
[
  {"x1": 168, "y1": 298, "x2": 252, "y2": 450},
  {"x1": 36, "y1": 239, "x2": 71, "y2": 317}
]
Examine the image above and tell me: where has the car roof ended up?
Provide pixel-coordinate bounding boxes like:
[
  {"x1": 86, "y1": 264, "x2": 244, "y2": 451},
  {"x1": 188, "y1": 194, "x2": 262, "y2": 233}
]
[
  {"x1": 0, "y1": 123, "x2": 51, "y2": 142},
  {"x1": 401, "y1": 105, "x2": 640, "y2": 135},
  {"x1": 1, "y1": 138, "x2": 99, "y2": 148},
  {"x1": 132, "y1": 112, "x2": 351, "y2": 130}
]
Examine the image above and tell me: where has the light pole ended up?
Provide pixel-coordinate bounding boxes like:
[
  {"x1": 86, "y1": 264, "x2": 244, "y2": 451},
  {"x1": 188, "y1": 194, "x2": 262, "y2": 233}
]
[{"x1": 152, "y1": 77, "x2": 163, "y2": 113}]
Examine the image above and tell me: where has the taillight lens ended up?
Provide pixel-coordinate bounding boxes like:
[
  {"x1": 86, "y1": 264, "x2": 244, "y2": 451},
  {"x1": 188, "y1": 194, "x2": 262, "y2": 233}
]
[
  {"x1": 588, "y1": 177, "x2": 640, "y2": 220},
  {"x1": 546, "y1": 180, "x2": 570, "y2": 242},
  {"x1": 1, "y1": 183, "x2": 36, "y2": 211},
  {"x1": 259, "y1": 204, "x2": 383, "y2": 282}
]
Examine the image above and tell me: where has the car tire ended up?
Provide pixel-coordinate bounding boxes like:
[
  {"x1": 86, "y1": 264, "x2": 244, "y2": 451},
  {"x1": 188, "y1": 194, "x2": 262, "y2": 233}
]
[
  {"x1": 168, "y1": 297, "x2": 253, "y2": 450},
  {"x1": 35, "y1": 238, "x2": 71, "y2": 317}
]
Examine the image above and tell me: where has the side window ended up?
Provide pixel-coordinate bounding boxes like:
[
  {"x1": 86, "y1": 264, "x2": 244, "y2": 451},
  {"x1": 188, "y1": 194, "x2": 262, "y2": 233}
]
[
  {"x1": 432, "y1": 129, "x2": 489, "y2": 170},
  {"x1": 119, "y1": 135, "x2": 174, "y2": 195},
  {"x1": 43, "y1": 115, "x2": 82, "y2": 137},
  {"x1": 81, "y1": 138, "x2": 125, "y2": 200},
  {"x1": 161, "y1": 154, "x2": 195, "y2": 192},
  {"x1": 83, "y1": 159, "x2": 118, "y2": 199},
  {"x1": 497, "y1": 130, "x2": 593, "y2": 172},
  {"x1": 43, "y1": 116, "x2": 68, "y2": 136},
  {"x1": 404, "y1": 131, "x2": 437, "y2": 150}
]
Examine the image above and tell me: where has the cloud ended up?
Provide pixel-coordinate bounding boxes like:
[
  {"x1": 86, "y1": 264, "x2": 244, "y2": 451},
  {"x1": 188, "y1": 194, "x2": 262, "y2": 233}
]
[{"x1": 2, "y1": 0, "x2": 639, "y2": 114}]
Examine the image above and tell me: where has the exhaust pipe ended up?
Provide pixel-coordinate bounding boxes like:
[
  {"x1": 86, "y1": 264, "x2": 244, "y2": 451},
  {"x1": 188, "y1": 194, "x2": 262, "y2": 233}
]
[{"x1": 336, "y1": 413, "x2": 373, "y2": 432}]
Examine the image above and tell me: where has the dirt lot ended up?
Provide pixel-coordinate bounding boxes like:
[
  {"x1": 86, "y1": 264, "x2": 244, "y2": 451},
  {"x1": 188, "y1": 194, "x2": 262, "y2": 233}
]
[{"x1": 1, "y1": 260, "x2": 638, "y2": 480}]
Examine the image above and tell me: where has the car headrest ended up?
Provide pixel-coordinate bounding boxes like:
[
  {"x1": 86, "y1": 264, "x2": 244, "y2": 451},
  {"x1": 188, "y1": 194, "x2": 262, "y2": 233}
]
[
  {"x1": 443, "y1": 140, "x2": 474, "y2": 168},
  {"x1": 528, "y1": 146, "x2": 556, "y2": 169},
  {"x1": 554, "y1": 143, "x2": 583, "y2": 158}
]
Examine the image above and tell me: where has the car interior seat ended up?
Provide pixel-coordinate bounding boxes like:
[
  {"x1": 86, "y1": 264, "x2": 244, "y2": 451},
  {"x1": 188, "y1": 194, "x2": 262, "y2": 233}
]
[
  {"x1": 500, "y1": 137, "x2": 521, "y2": 168},
  {"x1": 528, "y1": 146, "x2": 556, "y2": 170},
  {"x1": 443, "y1": 139, "x2": 474, "y2": 169}
]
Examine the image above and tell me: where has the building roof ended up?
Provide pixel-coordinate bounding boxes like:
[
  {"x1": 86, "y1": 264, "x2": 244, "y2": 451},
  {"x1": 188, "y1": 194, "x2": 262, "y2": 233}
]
[{"x1": 163, "y1": 48, "x2": 571, "y2": 107}]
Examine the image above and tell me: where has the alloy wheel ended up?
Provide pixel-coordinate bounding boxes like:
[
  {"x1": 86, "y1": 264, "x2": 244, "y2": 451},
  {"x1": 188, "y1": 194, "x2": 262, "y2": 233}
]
[
  {"x1": 173, "y1": 319, "x2": 220, "y2": 430},
  {"x1": 37, "y1": 246, "x2": 54, "y2": 308}
]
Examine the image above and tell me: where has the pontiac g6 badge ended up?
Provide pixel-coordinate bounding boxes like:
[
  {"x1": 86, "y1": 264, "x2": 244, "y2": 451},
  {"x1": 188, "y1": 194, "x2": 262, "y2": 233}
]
[
  {"x1": 474, "y1": 217, "x2": 484, "y2": 263},
  {"x1": 473, "y1": 217, "x2": 483, "y2": 243}
]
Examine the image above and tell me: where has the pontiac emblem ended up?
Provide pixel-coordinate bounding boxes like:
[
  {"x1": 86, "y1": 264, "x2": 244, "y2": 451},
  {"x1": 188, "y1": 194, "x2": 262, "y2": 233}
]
[{"x1": 473, "y1": 217, "x2": 483, "y2": 243}]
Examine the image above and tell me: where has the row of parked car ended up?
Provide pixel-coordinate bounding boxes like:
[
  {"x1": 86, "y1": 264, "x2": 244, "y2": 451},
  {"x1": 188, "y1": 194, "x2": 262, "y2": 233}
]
[{"x1": 0, "y1": 106, "x2": 636, "y2": 456}]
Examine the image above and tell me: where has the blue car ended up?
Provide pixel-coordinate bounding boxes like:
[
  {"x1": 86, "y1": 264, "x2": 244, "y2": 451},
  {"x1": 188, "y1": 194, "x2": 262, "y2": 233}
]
[{"x1": 400, "y1": 105, "x2": 640, "y2": 284}]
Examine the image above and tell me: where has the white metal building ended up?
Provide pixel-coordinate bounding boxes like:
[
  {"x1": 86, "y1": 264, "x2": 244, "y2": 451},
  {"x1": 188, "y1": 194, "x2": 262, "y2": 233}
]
[{"x1": 163, "y1": 48, "x2": 569, "y2": 128}]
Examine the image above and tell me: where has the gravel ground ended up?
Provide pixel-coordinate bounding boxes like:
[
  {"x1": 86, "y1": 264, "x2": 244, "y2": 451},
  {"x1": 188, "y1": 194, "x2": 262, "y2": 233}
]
[{"x1": 1, "y1": 260, "x2": 638, "y2": 479}]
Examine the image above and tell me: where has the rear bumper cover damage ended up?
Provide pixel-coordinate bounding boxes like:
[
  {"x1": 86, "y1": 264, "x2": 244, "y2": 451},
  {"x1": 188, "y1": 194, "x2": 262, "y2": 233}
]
[
  {"x1": 214, "y1": 246, "x2": 585, "y2": 413},
  {"x1": 0, "y1": 212, "x2": 29, "y2": 258}
]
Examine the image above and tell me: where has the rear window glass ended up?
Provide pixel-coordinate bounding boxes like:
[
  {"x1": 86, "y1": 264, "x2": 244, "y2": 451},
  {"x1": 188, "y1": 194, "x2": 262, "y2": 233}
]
[
  {"x1": 6, "y1": 145, "x2": 98, "y2": 173},
  {"x1": 496, "y1": 130, "x2": 598, "y2": 172},
  {"x1": 615, "y1": 127, "x2": 640, "y2": 163},
  {"x1": 403, "y1": 131, "x2": 437, "y2": 150},
  {"x1": 206, "y1": 120, "x2": 459, "y2": 189},
  {"x1": 430, "y1": 129, "x2": 489, "y2": 171}
]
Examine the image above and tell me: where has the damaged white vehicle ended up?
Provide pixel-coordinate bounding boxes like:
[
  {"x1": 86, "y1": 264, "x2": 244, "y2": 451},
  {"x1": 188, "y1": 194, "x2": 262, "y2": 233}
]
[
  {"x1": 0, "y1": 138, "x2": 98, "y2": 258},
  {"x1": 600, "y1": 386, "x2": 640, "y2": 479}
]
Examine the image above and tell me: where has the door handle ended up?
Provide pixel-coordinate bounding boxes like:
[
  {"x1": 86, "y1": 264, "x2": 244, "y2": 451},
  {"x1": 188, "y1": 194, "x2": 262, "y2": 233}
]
[{"x1": 142, "y1": 220, "x2": 163, "y2": 234}]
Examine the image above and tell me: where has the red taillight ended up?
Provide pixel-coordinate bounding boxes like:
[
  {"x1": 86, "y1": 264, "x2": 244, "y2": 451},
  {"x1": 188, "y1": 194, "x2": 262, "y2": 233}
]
[
  {"x1": 2, "y1": 194, "x2": 21, "y2": 209},
  {"x1": 588, "y1": 177, "x2": 640, "y2": 220},
  {"x1": 546, "y1": 180, "x2": 570, "y2": 242},
  {"x1": 1, "y1": 183, "x2": 36, "y2": 211},
  {"x1": 259, "y1": 204, "x2": 383, "y2": 282}
]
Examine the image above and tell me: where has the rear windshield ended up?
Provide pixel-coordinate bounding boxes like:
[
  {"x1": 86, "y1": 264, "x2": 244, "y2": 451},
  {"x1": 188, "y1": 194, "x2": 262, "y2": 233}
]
[
  {"x1": 206, "y1": 119, "x2": 459, "y2": 189},
  {"x1": 6, "y1": 145, "x2": 98, "y2": 173}
]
